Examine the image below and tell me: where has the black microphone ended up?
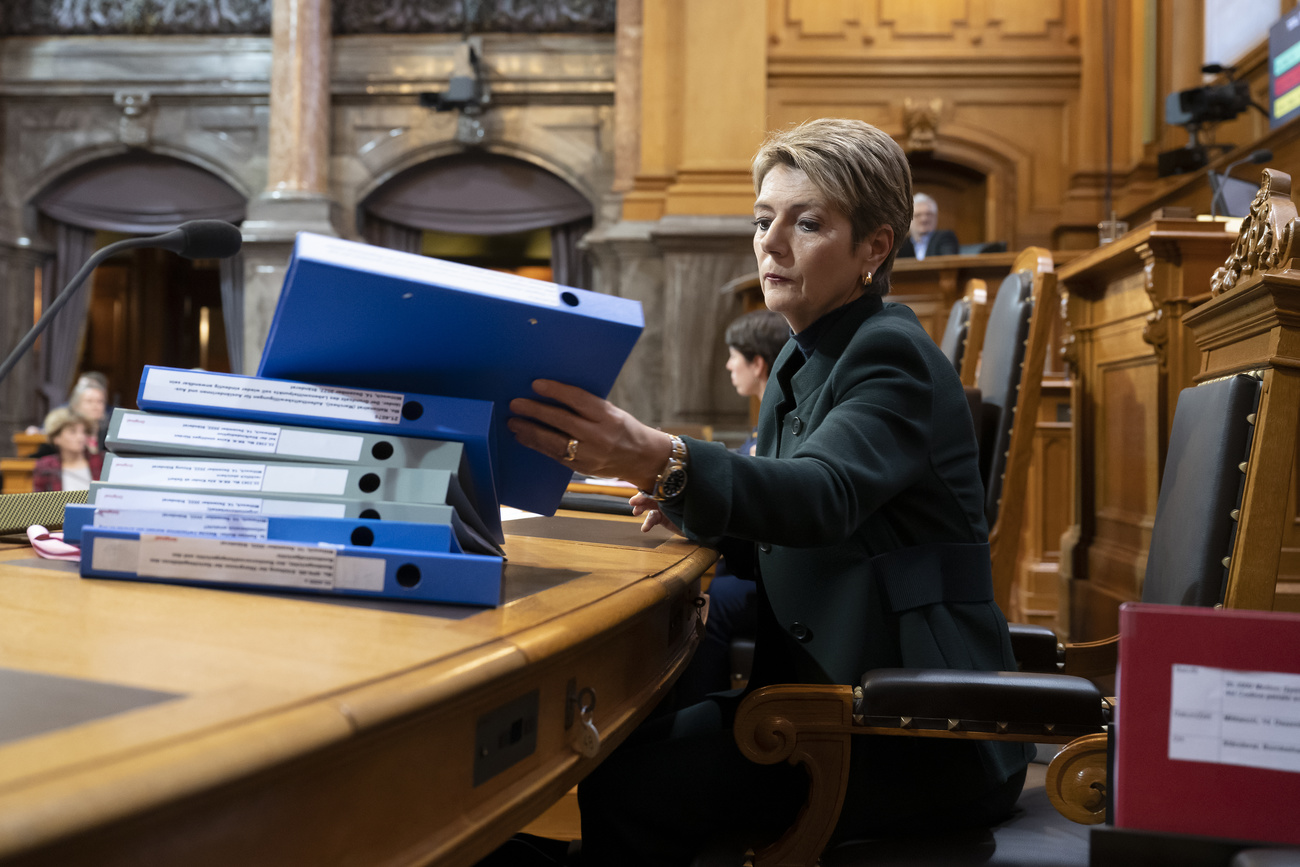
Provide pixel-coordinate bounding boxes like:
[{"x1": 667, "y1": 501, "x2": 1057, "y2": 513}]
[
  {"x1": 150, "y1": 219, "x2": 245, "y2": 260},
  {"x1": 0, "y1": 220, "x2": 243, "y2": 386},
  {"x1": 1211, "y1": 149, "x2": 1273, "y2": 219}
]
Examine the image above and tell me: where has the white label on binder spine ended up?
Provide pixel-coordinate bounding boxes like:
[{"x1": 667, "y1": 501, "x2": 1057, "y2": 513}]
[
  {"x1": 93, "y1": 508, "x2": 271, "y2": 540},
  {"x1": 136, "y1": 535, "x2": 338, "y2": 590},
  {"x1": 117, "y1": 414, "x2": 281, "y2": 454},
  {"x1": 142, "y1": 368, "x2": 404, "y2": 424},
  {"x1": 106, "y1": 458, "x2": 266, "y2": 491},
  {"x1": 91, "y1": 537, "x2": 139, "y2": 573},
  {"x1": 1169, "y1": 664, "x2": 1300, "y2": 773},
  {"x1": 335, "y1": 556, "x2": 385, "y2": 592},
  {"x1": 276, "y1": 428, "x2": 364, "y2": 461},
  {"x1": 93, "y1": 487, "x2": 345, "y2": 518},
  {"x1": 260, "y1": 464, "x2": 349, "y2": 495}
]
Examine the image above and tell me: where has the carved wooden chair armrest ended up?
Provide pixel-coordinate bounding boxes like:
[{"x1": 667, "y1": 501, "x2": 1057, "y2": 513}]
[
  {"x1": 1061, "y1": 634, "x2": 1119, "y2": 680},
  {"x1": 733, "y1": 669, "x2": 1111, "y2": 867}
]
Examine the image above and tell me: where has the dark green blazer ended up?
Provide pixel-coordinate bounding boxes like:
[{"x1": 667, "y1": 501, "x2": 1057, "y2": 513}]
[{"x1": 665, "y1": 294, "x2": 1029, "y2": 796}]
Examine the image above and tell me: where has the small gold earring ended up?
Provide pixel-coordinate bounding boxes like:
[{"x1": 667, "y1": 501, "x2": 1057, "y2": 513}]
[{"x1": 862, "y1": 272, "x2": 873, "y2": 286}]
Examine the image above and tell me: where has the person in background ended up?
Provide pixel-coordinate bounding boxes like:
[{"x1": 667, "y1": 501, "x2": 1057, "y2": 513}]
[
  {"x1": 67, "y1": 375, "x2": 109, "y2": 454},
  {"x1": 31, "y1": 407, "x2": 102, "y2": 492},
  {"x1": 723, "y1": 309, "x2": 789, "y2": 455},
  {"x1": 898, "y1": 191, "x2": 959, "y2": 260},
  {"x1": 28, "y1": 373, "x2": 111, "y2": 459}
]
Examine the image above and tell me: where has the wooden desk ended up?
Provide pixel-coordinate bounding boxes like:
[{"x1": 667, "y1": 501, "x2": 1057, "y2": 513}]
[
  {"x1": 1055, "y1": 218, "x2": 1236, "y2": 640},
  {"x1": 0, "y1": 458, "x2": 34, "y2": 495},
  {"x1": 0, "y1": 513, "x2": 713, "y2": 866},
  {"x1": 891, "y1": 250, "x2": 1085, "y2": 342}
]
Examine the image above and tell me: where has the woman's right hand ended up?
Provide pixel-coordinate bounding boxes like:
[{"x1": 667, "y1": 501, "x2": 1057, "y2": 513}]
[{"x1": 629, "y1": 492, "x2": 683, "y2": 536}]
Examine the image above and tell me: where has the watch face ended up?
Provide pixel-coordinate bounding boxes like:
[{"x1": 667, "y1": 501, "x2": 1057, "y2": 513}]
[{"x1": 658, "y1": 466, "x2": 687, "y2": 500}]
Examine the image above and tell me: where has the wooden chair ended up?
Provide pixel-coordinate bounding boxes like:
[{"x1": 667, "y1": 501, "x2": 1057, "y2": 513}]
[
  {"x1": 937, "y1": 296, "x2": 971, "y2": 374},
  {"x1": 728, "y1": 370, "x2": 1264, "y2": 867},
  {"x1": 972, "y1": 250, "x2": 1055, "y2": 614},
  {"x1": 957, "y1": 279, "x2": 990, "y2": 388},
  {"x1": 727, "y1": 254, "x2": 1054, "y2": 702},
  {"x1": 937, "y1": 278, "x2": 990, "y2": 389}
]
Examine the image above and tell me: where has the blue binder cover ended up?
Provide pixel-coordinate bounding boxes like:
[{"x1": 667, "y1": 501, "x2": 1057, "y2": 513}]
[
  {"x1": 80, "y1": 527, "x2": 504, "y2": 607},
  {"x1": 63, "y1": 503, "x2": 458, "y2": 551},
  {"x1": 134, "y1": 365, "x2": 502, "y2": 543},
  {"x1": 256, "y1": 232, "x2": 644, "y2": 516}
]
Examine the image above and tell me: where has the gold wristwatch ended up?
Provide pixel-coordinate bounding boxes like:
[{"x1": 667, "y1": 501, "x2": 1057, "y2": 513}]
[{"x1": 652, "y1": 435, "x2": 689, "y2": 501}]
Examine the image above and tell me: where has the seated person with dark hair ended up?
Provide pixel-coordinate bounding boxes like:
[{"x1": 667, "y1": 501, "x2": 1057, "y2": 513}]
[
  {"x1": 898, "y1": 192, "x2": 959, "y2": 259},
  {"x1": 723, "y1": 309, "x2": 790, "y2": 455}
]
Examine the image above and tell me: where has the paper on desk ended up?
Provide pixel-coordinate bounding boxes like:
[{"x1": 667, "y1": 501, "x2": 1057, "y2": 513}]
[
  {"x1": 579, "y1": 477, "x2": 637, "y2": 490},
  {"x1": 1169, "y1": 664, "x2": 1300, "y2": 773},
  {"x1": 500, "y1": 506, "x2": 541, "y2": 522}
]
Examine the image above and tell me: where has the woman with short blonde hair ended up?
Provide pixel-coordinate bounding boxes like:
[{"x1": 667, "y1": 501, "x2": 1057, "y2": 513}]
[
  {"x1": 499, "y1": 118, "x2": 1023, "y2": 866},
  {"x1": 32, "y1": 407, "x2": 102, "y2": 492}
]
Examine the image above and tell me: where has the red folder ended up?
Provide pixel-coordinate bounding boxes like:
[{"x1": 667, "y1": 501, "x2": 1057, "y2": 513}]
[{"x1": 1115, "y1": 603, "x2": 1300, "y2": 845}]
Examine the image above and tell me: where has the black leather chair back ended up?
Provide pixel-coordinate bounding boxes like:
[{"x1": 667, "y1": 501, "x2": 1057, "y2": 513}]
[
  {"x1": 974, "y1": 270, "x2": 1034, "y2": 523},
  {"x1": 939, "y1": 297, "x2": 971, "y2": 373},
  {"x1": 1143, "y1": 374, "x2": 1261, "y2": 607}
]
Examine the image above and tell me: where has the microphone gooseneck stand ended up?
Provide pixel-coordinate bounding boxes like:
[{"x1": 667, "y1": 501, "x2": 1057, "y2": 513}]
[{"x1": 0, "y1": 220, "x2": 243, "y2": 387}]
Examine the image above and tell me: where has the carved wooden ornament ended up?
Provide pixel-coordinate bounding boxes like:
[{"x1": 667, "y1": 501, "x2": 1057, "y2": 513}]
[
  {"x1": 1210, "y1": 168, "x2": 1298, "y2": 295},
  {"x1": 903, "y1": 98, "x2": 943, "y2": 152}
]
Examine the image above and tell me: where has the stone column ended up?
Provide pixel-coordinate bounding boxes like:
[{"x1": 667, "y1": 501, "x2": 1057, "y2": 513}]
[
  {"x1": 587, "y1": 221, "x2": 663, "y2": 423},
  {"x1": 652, "y1": 216, "x2": 755, "y2": 438},
  {"x1": 239, "y1": 0, "x2": 338, "y2": 374},
  {"x1": 612, "y1": 0, "x2": 642, "y2": 196}
]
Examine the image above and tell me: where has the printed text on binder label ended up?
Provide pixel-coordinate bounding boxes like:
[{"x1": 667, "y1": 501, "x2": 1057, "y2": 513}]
[
  {"x1": 143, "y1": 368, "x2": 404, "y2": 424},
  {"x1": 134, "y1": 535, "x2": 383, "y2": 592},
  {"x1": 1169, "y1": 664, "x2": 1300, "y2": 773}
]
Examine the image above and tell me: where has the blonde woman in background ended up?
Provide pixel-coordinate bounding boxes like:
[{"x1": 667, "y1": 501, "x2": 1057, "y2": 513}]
[{"x1": 32, "y1": 408, "x2": 102, "y2": 492}]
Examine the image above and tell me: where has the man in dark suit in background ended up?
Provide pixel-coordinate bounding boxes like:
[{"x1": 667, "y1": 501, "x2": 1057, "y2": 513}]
[{"x1": 898, "y1": 192, "x2": 959, "y2": 259}]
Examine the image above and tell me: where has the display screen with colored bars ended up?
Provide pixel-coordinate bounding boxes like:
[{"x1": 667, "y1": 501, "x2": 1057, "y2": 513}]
[{"x1": 1271, "y1": 7, "x2": 1300, "y2": 128}]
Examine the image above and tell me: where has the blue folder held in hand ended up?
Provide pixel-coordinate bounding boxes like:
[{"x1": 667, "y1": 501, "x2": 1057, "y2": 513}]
[{"x1": 257, "y1": 233, "x2": 644, "y2": 516}]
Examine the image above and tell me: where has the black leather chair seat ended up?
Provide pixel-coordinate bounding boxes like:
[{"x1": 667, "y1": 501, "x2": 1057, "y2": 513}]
[{"x1": 856, "y1": 669, "x2": 1107, "y2": 738}]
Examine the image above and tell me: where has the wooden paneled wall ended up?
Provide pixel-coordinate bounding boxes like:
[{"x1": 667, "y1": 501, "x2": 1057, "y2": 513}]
[
  {"x1": 1056, "y1": 219, "x2": 1238, "y2": 640},
  {"x1": 627, "y1": 1, "x2": 1290, "y2": 249},
  {"x1": 627, "y1": 0, "x2": 1088, "y2": 250}
]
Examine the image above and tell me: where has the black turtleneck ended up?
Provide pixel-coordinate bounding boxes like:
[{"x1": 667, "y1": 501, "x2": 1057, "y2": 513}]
[{"x1": 790, "y1": 292, "x2": 883, "y2": 360}]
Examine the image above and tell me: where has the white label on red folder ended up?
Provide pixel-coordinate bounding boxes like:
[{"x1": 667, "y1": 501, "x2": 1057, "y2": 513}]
[
  {"x1": 135, "y1": 535, "x2": 341, "y2": 590},
  {"x1": 117, "y1": 413, "x2": 282, "y2": 454},
  {"x1": 1169, "y1": 664, "x2": 1300, "y2": 773},
  {"x1": 142, "y1": 368, "x2": 405, "y2": 424}
]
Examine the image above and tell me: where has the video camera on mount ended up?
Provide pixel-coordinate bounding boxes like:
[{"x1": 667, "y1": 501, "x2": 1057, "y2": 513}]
[{"x1": 1158, "y1": 64, "x2": 1267, "y2": 177}]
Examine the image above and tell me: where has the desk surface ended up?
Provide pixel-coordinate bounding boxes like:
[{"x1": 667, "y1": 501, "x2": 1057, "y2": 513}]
[{"x1": 0, "y1": 512, "x2": 713, "y2": 866}]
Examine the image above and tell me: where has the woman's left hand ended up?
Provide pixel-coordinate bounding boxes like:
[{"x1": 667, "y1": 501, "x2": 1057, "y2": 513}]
[
  {"x1": 630, "y1": 492, "x2": 683, "y2": 536},
  {"x1": 508, "y1": 379, "x2": 673, "y2": 491}
]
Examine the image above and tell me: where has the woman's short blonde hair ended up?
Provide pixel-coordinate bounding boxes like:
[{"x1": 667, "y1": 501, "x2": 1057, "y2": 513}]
[
  {"x1": 752, "y1": 118, "x2": 913, "y2": 295},
  {"x1": 43, "y1": 407, "x2": 88, "y2": 442}
]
